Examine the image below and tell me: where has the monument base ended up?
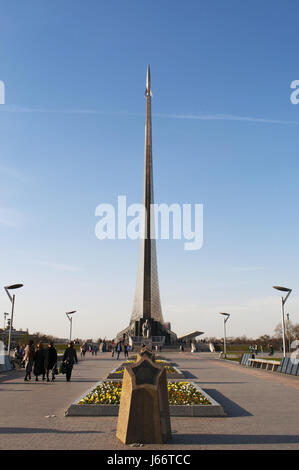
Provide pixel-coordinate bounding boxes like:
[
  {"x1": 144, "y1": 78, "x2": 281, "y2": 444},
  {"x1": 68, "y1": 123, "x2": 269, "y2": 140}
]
[
  {"x1": 129, "y1": 336, "x2": 165, "y2": 350},
  {"x1": 117, "y1": 318, "x2": 177, "y2": 346}
]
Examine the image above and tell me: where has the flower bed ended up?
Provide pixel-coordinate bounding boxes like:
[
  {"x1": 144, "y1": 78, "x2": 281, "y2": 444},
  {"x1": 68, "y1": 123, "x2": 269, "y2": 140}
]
[
  {"x1": 167, "y1": 382, "x2": 211, "y2": 405},
  {"x1": 109, "y1": 362, "x2": 176, "y2": 376},
  {"x1": 78, "y1": 381, "x2": 210, "y2": 406},
  {"x1": 65, "y1": 381, "x2": 226, "y2": 417},
  {"x1": 105, "y1": 358, "x2": 184, "y2": 380},
  {"x1": 129, "y1": 355, "x2": 164, "y2": 361},
  {"x1": 78, "y1": 381, "x2": 122, "y2": 405},
  {"x1": 156, "y1": 360, "x2": 177, "y2": 374}
]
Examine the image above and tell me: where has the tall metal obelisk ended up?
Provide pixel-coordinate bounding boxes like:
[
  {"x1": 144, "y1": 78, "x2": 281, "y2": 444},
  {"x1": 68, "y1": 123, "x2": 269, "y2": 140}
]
[{"x1": 130, "y1": 65, "x2": 164, "y2": 329}]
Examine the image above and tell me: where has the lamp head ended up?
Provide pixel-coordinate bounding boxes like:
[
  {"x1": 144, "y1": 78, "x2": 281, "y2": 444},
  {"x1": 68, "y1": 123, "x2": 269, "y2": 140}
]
[
  {"x1": 273, "y1": 286, "x2": 291, "y2": 293},
  {"x1": 5, "y1": 284, "x2": 23, "y2": 290}
]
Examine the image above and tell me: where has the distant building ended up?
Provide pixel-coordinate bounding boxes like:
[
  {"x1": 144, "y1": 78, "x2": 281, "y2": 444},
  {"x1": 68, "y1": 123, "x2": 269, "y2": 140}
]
[
  {"x1": 52, "y1": 338, "x2": 69, "y2": 344},
  {"x1": 1, "y1": 326, "x2": 29, "y2": 342}
]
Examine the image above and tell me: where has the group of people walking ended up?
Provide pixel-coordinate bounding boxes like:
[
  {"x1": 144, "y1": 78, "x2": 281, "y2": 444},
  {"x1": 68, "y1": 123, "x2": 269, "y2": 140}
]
[
  {"x1": 249, "y1": 344, "x2": 260, "y2": 355},
  {"x1": 80, "y1": 343, "x2": 99, "y2": 357},
  {"x1": 23, "y1": 340, "x2": 78, "y2": 382},
  {"x1": 111, "y1": 342, "x2": 130, "y2": 359},
  {"x1": 249, "y1": 343, "x2": 274, "y2": 357}
]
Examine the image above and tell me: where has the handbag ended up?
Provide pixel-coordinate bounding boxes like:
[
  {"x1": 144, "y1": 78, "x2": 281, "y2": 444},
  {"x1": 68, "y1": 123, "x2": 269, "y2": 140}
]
[{"x1": 58, "y1": 361, "x2": 67, "y2": 374}]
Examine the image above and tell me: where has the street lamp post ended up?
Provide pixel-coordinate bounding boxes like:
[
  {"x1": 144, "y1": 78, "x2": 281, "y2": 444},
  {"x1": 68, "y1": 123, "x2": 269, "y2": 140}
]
[
  {"x1": 66, "y1": 311, "x2": 77, "y2": 342},
  {"x1": 286, "y1": 313, "x2": 291, "y2": 353},
  {"x1": 219, "y1": 312, "x2": 230, "y2": 358},
  {"x1": 4, "y1": 284, "x2": 24, "y2": 357},
  {"x1": 273, "y1": 286, "x2": 292, "y2": 358}
]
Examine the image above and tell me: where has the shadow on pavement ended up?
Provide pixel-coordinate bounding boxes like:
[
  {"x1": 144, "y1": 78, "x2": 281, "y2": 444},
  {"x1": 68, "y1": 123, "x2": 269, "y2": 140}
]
[
  {"x1": 0, "y1": 389, "x2": 30, "y2": 392},
  {"x1": 0, "y1": 427, "x2": 102, "y2": 434},
  {"x1": 203, "y1": 389, "x2": 253, "y2": 417},
  {"x1": 0, "y1": 372, "x2": 23, "y2": 383},
  {"x1": 66, "y1": 380, "x2": 103, "y2": 383},
  {"x1": 0, "y1": 380, "x2": 96, "y2": 385},
  {"x1": 181, "y1": 371, "x2": 198, "y2": 379},
  {"x1": 198, "y1": 382, "x2": 248, "y2": 385},
  {"x1": 171, "y1": 433, "x2": 299, "y2": 445}
]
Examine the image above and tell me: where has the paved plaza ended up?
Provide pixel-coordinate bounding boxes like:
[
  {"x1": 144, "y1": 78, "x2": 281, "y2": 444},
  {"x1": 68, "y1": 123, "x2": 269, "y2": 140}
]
[{"x1": 0, "y1": 352, "x2": 299, "y2": 450}]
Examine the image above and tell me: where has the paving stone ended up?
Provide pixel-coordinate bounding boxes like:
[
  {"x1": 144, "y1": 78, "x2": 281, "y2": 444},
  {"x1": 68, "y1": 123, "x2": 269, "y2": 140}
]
[{"x1": 0, "y1": 352, "x2": 298, "y2": 450}]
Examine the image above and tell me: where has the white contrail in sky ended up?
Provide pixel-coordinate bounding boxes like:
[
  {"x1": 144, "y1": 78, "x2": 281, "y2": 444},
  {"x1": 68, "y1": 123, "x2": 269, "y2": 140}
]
[
  {"x1": 155, "y1": 112, "x2": 299, "y2": 125},
  {"x1": 1, "y1": 105, "x2": 299, "y2": 125}
]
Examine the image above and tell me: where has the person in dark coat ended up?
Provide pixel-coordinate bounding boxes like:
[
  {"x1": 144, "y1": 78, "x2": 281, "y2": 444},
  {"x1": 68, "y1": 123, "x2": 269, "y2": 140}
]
[
  {"x1": 34, "y1": 343, "x2": 45, "y2": 381},
  {"x1": 44, "y1": 342, "x2": 58, "y2": 382},
  {"x1": 62, "y1": 342, "x2": 78, "y2": 382}
]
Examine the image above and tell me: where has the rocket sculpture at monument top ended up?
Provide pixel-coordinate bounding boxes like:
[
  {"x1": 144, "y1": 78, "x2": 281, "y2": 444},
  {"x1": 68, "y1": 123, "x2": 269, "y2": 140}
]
[
  {"x1": 145, "y1": 65, "x2": 153, "y2": 97},
  {"x1": 130, "y1": 65, "x2": 164, "y2": 326}
]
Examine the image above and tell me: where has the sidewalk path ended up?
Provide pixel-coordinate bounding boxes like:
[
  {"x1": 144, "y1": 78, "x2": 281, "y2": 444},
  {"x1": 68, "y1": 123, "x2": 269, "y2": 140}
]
[{"x1": 0, "y1": 352, "x2": 298, "y2": 450}]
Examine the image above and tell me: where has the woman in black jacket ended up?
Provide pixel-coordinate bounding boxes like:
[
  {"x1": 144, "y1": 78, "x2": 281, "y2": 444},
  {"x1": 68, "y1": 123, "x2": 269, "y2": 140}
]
[
  {"x1": 34, "y1": 343, "x2": 45, "y2": 381},
  {"x1": 62, "y1": 342, "x2": 78, "y2": 382},
  {"x1": 44, "y1": 342, "x2": 58, "y2": 382}
]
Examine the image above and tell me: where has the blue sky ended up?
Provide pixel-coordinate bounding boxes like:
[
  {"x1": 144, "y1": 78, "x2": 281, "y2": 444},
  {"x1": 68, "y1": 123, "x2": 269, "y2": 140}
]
[{"x1": 0, "y1": 0, "x2": 299, "y2": 340}]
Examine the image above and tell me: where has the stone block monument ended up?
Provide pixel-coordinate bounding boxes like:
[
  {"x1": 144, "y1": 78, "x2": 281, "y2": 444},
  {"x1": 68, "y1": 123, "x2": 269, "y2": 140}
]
[
  {"x1": 136, "y1": 345, "x2": 156, "y2": 362},
  {"x1": 116, "y1": 354, "x2": 171, "y2": 445}
]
